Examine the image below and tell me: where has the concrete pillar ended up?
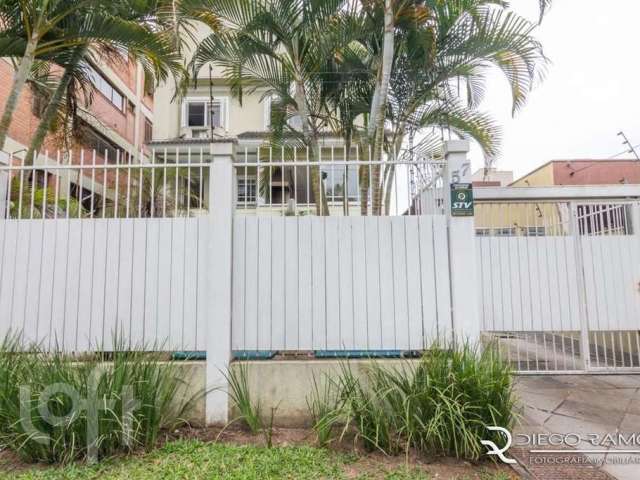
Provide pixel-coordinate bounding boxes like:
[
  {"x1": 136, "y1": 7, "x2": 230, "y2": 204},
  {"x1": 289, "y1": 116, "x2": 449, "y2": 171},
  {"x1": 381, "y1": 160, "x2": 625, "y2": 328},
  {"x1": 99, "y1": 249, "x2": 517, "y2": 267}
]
[
  {"x1": 205, "y1": 142, "x2": 236, "y2": 424},
  {"x1": 443, "y1": 140, "x2": 481, "y2": 345}
]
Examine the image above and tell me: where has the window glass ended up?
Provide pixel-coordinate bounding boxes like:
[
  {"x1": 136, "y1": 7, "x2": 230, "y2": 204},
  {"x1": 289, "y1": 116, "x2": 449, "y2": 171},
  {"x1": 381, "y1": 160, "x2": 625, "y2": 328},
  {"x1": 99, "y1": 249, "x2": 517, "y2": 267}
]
[
  {"x1": 185, "y1": 100, "x2": 225, "y2": 128},
  {"x1": 111, "y1": 90, "x2": 124, "y2": 110},
  {"x1": 87, "y1": 65, "x2": 124, "y2": 111},
  {"x1": 237, "y1": 178, "x2": 257, "y2": 204},
  {"x1": 209, "y1": 103, "x2": 222, "y2": 127},
  {"x1": 322, "y1": 165, "x2": 358, "y2": 201},
  {"x1": 144, "y1": 118, "x2": 153, "y2": 143},
  {"x1": 188, "y1": 102, "x2": 206, "y2": 127}
]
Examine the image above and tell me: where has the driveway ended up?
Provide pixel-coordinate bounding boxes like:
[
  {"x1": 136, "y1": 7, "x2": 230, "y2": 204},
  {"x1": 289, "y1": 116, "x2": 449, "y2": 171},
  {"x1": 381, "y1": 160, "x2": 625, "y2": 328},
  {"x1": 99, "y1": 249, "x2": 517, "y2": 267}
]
[{"x1": 513, "y1": 375, "x2": 640, "y2": 480}]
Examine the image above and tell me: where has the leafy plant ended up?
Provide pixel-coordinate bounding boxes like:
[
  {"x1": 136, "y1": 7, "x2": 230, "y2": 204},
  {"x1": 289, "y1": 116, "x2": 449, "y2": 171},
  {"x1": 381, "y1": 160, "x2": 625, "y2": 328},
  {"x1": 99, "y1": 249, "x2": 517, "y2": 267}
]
[
  {"x1": 225, "y1": 363, "x2": 282, "y2": 448},
  {"x1": 306, "y1": 373, "x2": 343, "y2": 446},
  {"x1": 319, "y1": 340, "x2": 515, "y2": 461},
  {"x1": 0, "y1": 334, "x2": 201, "y2": 464},
  {"x1": 225, "y1": 362, "x2": 262, "y2": 434}
]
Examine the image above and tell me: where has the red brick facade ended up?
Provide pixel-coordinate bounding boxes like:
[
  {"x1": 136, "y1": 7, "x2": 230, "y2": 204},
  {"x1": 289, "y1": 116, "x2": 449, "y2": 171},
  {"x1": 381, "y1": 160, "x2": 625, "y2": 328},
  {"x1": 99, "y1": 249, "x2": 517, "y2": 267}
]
[{"x1": 0, "y1": 56, "x2": 153, "y2": 162}]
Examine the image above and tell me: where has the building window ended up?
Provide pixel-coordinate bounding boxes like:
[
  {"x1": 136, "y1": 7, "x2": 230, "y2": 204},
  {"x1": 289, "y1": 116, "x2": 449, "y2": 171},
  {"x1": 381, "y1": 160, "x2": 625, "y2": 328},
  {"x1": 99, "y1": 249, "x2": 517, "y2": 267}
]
[
  {"x1": 88, "y1": 65, "x2": 125, "y2": 111},
  {"x1": 322, "y1": 165, "x2": 359, "y2": 202},
  {"x1": 187, "y1": 102, "x2": 205, "y2": 127},
  {"x1": 83, "y1": 127, "x2": 122, "y2": 163},
  {"x1": 524, "y1": 226, "x2": 546, "y2": 237},
  {"x1": 182, "y1": 98, "x2": 227, "y2": 129},
  {"x1": 144, "y1": 117, "x2": 153, "y2": 143},
  {"x1": 237, "y1": 177, "x2": 257, "y2": 205},
  {"x1": 577, "y1": 204, "x2": 632, "y2": 235},
  {"x1": 476, "y1": 228, "x2": 491, "y2": 237},
  {"x1": 494, "y1": 227, "x2": 516, "y2": 237}
]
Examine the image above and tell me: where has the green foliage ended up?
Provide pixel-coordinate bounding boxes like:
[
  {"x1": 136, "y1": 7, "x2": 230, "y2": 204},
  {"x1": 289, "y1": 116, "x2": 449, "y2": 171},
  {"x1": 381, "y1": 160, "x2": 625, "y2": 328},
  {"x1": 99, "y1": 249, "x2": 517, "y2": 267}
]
[
  {"x1": 8, "y1": 176, "x2": 86, "y2": 219},
  {"x1": 310, "y1": 341, "x2": 515, "y2": 461},
  {"x1": 306, "y1": 373, "x2": 343, "y2": 446},
  {"x1": 225, "y1": 362, "x2": 262, "y2": 434},
  {"x1": 0, "y1": 439, "x2": 513, "y2": 479},
  {"x1": 0, "y1": 335, "x2": 201, "y2": 464}
]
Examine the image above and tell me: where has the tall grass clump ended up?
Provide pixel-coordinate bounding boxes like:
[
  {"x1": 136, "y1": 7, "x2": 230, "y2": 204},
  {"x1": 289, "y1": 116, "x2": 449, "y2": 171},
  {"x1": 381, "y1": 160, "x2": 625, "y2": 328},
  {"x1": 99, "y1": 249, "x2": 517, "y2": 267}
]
[
  {"x1": 311, "y1": 340, "x2": 515, "y2": 461},
  {"x1": 224, "y1": 362, "x2": 279, "y2": 447},
  {"x1": 0, "y1": 335, "x2": 201, "y2": 464},
  {"x1": 306, "y1": 373, "x2": 342, "y2": 446},
  {"x1": 225, "y1": 362, "x2": 262, "y2": 433}
]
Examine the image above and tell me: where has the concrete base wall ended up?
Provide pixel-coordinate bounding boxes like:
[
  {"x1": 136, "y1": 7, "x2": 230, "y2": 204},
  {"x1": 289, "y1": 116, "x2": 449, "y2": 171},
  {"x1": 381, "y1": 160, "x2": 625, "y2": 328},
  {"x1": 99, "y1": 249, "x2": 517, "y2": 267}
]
[
  {"x1": 229, "y1": 359, "x2": 419, "y2": 427},
  {"x1": 181, "y1": 359, "x2": 421, "y2": 427}
]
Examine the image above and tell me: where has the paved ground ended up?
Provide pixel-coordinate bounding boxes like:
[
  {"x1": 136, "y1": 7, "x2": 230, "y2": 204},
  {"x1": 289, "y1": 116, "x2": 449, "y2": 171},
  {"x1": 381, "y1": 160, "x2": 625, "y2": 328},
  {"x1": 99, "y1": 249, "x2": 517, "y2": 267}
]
[{"x1": 513, "y1": 375, "x2": 640, "y2": 480}]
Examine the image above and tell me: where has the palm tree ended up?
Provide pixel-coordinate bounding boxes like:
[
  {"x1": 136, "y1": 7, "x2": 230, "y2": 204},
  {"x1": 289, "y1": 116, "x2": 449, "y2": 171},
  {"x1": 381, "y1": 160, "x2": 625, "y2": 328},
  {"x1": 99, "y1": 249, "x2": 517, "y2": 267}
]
[
  {"x1": 323, "y1": 0, "x2": 549, "y2": 215},
  {"x1": 0, "y1": 0, "x2": 102, "y2": 151},
  {"x1": 190, "y1": 0, "x2": 366, "y2": 216},
  {"x1": 23, "y1": 3, "x2": 187, "y2": 165}
]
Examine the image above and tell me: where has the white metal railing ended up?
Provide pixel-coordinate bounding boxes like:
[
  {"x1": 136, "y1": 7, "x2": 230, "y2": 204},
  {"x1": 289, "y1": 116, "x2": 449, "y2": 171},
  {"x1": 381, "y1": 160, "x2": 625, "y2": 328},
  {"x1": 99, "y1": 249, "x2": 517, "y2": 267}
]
[
  {"x1": 233, "y1": 145, "x2": 444, "y2": 217},
  {"x1": 0, "y1": 149, "x2": 211, "y2": 220},
  {"x1": 0, "y1": 148, "x2": 214, "y2": 352}
]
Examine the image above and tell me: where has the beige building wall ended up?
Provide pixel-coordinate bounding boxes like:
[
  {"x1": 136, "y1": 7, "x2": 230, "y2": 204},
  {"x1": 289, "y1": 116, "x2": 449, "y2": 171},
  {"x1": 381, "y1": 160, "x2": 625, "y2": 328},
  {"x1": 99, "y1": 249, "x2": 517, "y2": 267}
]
[
  {"x1": 153, "y1": 22, "x2": 269, "y2": 142},
  {"x1": 511, "y1": 162, "x2": 555, "y2": 187}
]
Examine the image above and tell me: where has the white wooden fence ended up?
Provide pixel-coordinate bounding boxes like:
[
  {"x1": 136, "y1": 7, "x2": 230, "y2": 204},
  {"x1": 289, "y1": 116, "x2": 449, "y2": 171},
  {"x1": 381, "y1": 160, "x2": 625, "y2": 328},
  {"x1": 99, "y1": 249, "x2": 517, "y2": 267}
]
[
  {"x1": 0, "y1": 145, "x2": 458, "y2": 354},
  {"x1": 0, "y1": 217, "x2": 211, "y2": 352},
  {"x1": 231, "y1": 215, "x2": 450, "y2": 352}
]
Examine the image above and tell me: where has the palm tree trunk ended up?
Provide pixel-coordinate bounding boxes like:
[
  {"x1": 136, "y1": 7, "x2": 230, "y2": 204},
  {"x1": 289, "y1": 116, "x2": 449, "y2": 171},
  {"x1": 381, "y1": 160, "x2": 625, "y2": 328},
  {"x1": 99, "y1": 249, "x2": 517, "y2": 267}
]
[
  {"x1": 294, "y1": 78, "x2": 328, "y2": 216},
  {"x1": 24, "y1": 47, "x2": 85, "y2": 165},
  {"x1": 0, "y1": 35, "x2": 38, "y2": 151},
  {"x1": 370, "y1": 0, "x2": 394, "y2": 216},
  {"x1": 383, "y1": 163, "x2": 395, "y2": 215}
]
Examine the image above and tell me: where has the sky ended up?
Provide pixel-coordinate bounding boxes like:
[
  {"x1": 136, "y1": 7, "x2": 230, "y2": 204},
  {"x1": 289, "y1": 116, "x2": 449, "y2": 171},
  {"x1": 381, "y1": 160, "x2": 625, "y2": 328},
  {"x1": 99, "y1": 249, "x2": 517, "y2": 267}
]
[{"x1": 468, "y1": 0, "x2": 640, "y2": 179}]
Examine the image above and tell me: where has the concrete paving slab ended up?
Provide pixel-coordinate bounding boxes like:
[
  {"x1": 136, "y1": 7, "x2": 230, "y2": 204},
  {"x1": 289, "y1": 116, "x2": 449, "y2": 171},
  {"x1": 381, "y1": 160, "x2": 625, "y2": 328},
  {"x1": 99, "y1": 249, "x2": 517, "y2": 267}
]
[
  {"x1": 514, "y1": 375, "x2": 640, "y2": 480},
  {"x1": 554, "y1": 399, "x2": 627, "y2": 427}
]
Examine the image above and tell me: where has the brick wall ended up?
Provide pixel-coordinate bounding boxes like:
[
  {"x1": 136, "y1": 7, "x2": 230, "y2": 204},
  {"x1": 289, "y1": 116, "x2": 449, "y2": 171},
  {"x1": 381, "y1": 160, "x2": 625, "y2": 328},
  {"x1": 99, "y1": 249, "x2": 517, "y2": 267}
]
[{"x1": 0, "y1": 60, "x2": 61, "y2": 154}]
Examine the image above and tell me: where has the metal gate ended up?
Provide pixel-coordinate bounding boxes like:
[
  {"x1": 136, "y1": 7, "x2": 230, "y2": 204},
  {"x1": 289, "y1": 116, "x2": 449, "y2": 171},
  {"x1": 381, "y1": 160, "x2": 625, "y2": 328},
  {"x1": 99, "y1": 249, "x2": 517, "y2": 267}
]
[{"x1": 476, "y1": 199, "x2": 640, "y2": 373}]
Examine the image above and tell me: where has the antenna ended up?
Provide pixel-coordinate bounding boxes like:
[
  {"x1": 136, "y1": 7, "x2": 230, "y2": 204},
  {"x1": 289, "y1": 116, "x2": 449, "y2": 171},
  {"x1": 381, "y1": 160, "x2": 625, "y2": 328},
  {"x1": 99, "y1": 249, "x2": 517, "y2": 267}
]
[
  {"x1": 209, "y1": 65, "x2": 215, "y2": 140},
  {"x1": 617, "y1": 131, "x2": 640, "y2": 160}
]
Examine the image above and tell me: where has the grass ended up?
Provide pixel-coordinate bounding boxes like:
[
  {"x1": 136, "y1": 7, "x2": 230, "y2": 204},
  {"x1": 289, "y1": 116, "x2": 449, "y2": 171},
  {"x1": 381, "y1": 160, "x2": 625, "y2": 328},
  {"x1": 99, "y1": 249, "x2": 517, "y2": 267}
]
[{"x1": 0, "y1": 440, "x2": 515, "y2": 480}]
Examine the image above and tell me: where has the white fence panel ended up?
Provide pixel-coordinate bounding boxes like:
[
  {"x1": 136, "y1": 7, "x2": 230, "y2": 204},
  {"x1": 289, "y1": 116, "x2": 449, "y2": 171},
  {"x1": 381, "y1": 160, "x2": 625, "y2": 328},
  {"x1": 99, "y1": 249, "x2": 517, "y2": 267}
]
[
  {"x1": 0, "y1": 218, "x2": 210, "y2": 351},
  {"x1": 581, "y1": 236, "x2": 640, "y2": 331},
  {"x1": 232, "y1": 215, "x2": 451, "y2": 351},
  {"x1": 476, "y1": 236, "x2": 582, "y2": 332}
]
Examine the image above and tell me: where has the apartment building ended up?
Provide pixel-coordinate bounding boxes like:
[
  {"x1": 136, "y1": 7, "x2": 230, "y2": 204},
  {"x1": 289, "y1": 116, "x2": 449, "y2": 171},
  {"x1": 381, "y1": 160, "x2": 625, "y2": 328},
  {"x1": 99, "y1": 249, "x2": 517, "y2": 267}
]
[
  {"x1": 151, "y1": 23, "x2": 353, "y2": 214},
  {"x1": 0, "y1": 55, "x2": 154, "y2": 164}
]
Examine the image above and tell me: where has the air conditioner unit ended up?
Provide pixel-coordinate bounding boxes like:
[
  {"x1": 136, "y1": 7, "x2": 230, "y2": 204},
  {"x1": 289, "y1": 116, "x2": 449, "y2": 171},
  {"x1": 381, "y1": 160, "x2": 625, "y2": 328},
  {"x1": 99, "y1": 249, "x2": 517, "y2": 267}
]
[{"x1": 190, "y1": 129, "x2": 210, "y2": 139}]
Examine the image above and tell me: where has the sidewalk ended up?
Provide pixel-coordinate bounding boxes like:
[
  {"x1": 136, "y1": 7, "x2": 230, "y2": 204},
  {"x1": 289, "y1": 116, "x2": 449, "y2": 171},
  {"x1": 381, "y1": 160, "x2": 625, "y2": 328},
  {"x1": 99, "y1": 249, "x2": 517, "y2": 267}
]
[{"x1": 513, "y1": 375, "x2": 640, "y2": 480}]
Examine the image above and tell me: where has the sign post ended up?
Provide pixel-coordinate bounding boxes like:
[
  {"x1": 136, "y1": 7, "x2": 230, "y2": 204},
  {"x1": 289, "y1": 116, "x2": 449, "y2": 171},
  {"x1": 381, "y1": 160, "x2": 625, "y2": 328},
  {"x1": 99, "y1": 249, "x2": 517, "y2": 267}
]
[
  {"x1": 443, "y1": 141, "x2": 480, "y2": 346},
  {"x1": 450, "y1": 183, "x2": 474, "y2": 217}
]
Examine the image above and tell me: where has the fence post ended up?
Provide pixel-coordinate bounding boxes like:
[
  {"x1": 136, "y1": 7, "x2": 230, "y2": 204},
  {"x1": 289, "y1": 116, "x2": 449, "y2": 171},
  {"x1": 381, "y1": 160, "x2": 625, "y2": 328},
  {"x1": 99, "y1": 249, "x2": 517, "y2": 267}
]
[
  {"x1": 206, "y1": 142, "x2": 236, "y2": 424},
  {"x1": 443, "y1": 140, "x2": 481, "y2": 346}
]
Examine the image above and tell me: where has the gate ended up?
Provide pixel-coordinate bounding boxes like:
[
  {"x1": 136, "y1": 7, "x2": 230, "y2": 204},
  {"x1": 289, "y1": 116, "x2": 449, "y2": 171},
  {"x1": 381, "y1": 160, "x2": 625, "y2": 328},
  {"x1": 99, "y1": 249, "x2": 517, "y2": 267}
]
[{"x1": 476, "y1": 198, "x2": 640, "y2": 373}]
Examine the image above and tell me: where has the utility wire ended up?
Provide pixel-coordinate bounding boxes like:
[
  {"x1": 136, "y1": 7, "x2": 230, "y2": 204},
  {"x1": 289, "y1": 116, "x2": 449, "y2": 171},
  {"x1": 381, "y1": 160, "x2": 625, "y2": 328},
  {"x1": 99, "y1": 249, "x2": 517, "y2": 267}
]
[{"x1": 608, "y1": 143, "x2": 640, "y2": 159}]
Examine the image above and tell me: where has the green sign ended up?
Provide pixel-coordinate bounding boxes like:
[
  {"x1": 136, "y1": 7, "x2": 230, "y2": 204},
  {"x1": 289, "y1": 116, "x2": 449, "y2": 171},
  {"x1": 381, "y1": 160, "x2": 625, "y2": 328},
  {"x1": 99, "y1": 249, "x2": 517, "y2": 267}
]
[{"x1": 450, "y1": 183, "x2": 474, "y2": 217}]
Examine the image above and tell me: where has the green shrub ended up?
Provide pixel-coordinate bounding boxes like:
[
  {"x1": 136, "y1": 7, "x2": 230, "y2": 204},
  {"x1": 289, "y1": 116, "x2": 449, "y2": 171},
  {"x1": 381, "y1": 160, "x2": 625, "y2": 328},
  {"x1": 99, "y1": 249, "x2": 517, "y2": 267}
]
[
  {"x1": 0, "y1": 335, "x2": 200, "y2": 464},
  {"x1": 311, "y1": 340, "x2": 515, "y2": 460}
]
